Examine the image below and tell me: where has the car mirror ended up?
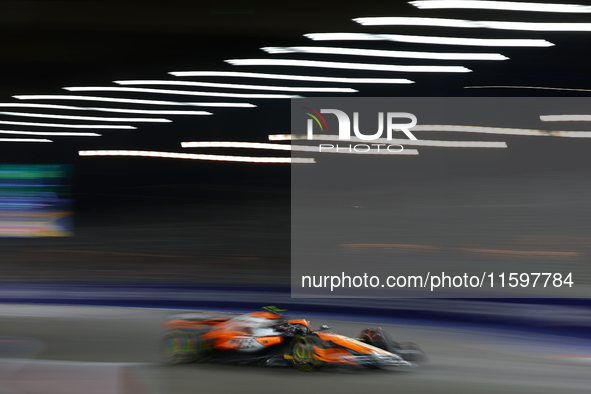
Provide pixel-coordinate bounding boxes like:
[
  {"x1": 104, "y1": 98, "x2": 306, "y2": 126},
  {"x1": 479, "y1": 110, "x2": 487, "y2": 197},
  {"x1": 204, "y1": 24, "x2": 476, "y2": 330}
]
[{"x1": 319, "y1": 325, "x2": 332, "y2": 331}]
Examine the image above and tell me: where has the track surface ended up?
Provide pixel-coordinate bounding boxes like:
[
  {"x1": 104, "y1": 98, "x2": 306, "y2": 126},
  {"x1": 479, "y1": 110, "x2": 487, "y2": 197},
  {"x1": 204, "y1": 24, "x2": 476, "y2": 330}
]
[{"x1": 1, "y1": 305, "x2": 590, "y2": 394}]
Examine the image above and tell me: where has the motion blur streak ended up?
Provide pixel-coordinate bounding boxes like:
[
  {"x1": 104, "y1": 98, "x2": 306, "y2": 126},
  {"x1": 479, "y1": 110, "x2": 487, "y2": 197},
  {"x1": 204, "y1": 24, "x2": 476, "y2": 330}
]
[
  {"x1": 0, "y1": 130, "x2": 99, "y2": 136},
  {"x1": 0, "y1": 138, "x2": 51, "y2": 142},
  {"x1": 0, "y1": 112, "x2": 171, "y2": 123},
  {"x1": 181, "y1": 141, "x2": 419, "y2": 155},
  {"x1": 341, "y1": 243, "x2": 580, "y2": 259},
  {"x1": 540, "y1": 115, "x2": 591, "y2": 121},
  {"x1": 226, "y1": 59, "x2": 471, "y2": 73},
  {"x1": 341, "y1": 243, "x2": 438, "y2": 249},
  {"x1": 305, "y1": 33, "x2": 554, "y2": 47},
  {"x1": 2, "y1": 307, "x2": 591, "y2": 393},
  {"x1": 262, "y1": 46, "x2": 508, "y2": 61},
  {"x1": 64, "y1": 87, "x2": 299, "y2": 99},
  {"x1": 412, "y1": 125, "x2": 591, "y2": 137},
  {"x1": 465, "y1": 85, "x2": 591, "y2": 92},
  {"x1": 181, "y1": 141, "x2": 291, "y2": 150},
  {"x1": 0, "y1": 164, "x2": 72, "y2": 237},
  {"x1": 270, "y1": 134, "x2": 507, "y2": 148},
  {"x1": 78, "y1": 150, "x2": 314, "y2": 163},
  {"x1": 411, "y1": 0, "x2": 591, "y2": 13},
  {"x1": 0, "y1": 120, "x2": 134, "y2": 129},
  {"x1": 460, "y1": 248, "x2": 580, "y2": 259},
  {"x1": 0, "y1": 103, "x2": 213, "y2": 115},
  {"x1": 354, "y1": 17, "x2": 591, "y2": 31},
  {"x1": 14, "y1": 95, "x2": 256, "y2": 107},
  {"x1": 114, "y1": 80, "x2": 357, "y2": 93},
  {"x1": 169, "y1": 71, "x2": 414, "y2": 83}
]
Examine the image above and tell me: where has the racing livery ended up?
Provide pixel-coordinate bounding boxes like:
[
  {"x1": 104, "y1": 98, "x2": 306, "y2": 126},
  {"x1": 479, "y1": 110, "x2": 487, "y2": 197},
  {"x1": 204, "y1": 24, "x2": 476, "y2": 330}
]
[{"x1": 162, "y1": 307, "x2": 425, "y2": 371}]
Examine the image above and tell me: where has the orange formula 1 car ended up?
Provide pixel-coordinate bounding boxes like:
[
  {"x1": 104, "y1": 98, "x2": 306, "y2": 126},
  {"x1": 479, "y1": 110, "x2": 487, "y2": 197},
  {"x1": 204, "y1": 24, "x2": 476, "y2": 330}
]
[{"x1": 162, "y1": 307, "x2": 425, "y2": 371}]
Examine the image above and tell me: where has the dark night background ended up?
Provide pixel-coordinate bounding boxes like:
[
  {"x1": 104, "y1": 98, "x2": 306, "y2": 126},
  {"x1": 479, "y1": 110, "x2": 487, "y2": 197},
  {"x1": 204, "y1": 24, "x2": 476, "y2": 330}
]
[
  {"x1": 0, "y1": 0, "x2": 590, "y2": 286},
  {"x1": 2, "y1": 4, "x2": 591, "y2": 393}
]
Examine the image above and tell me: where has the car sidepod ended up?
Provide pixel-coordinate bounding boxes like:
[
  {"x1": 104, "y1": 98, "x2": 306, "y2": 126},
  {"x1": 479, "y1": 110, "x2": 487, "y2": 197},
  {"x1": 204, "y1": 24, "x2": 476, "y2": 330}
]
[{"x1": 313, "y1": 332, "x2": 413, "y2": 369}]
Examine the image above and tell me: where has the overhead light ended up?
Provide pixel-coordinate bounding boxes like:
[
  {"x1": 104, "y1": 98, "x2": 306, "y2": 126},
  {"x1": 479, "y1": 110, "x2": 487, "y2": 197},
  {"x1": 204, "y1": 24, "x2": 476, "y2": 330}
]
[
  {"x1": 78, "y1": 150, "x2": 314, "y2": 163},
  {"x1": 181, "y1": 141, "x2": 418, "y2": 155},
  {"x1": 412, "y1": 125, "x2": 591, "y2": 138},
  {"x1": 226, "y1": 59, "x2": 471, "y2": 73},
  {"x1": 182, "y1": 141, "x2": 292, "y2": 150},
  {"x1": 64, "y1": 86, "x2": 299, "y2": 99},
  {"x1": 410, "y1": 1, "x2": 591, "y2": 13},
  {"x1": 0, "y1": 138, "x2": 52, "y2": 142},
  {"x1": 169, "y1": 71, "x2": 414, "y2": 84},
  {"x1": 540, "y1": 115, "x2": 591, "y2": 121},
  {"x1": 0, "y1": 103, "x2": 213, "y2": 115},
  {"x1": 304, "y1": 33, "x2": 554, "y2": 47},
  {"x1": 0, "y1": 130, "x2": 100, "y2": 136},
  {"x1": 270, "y1": 134, "x2": 507, "y2": 148},
  {"x1": 14, "y1": 95, "x2": 256, "y2": 107},
  {"x1": 0, "y1": 111, "x2": 171, "y2": 123},
  {"x1": 114, "y1": 80, "x2": 357, "y2": 93},
  {"x1": 262, "y1": 46, "x2": 508, "y2": 61},
  {"x1": 0, "y1": 120, "x2": 134, "y2": 129},
  {"x1": 465, "y1": 85, "x2": 591, "y2": 92},
  {"x1": 354, "y1": 17, "x2": 591, "y2": 31}
]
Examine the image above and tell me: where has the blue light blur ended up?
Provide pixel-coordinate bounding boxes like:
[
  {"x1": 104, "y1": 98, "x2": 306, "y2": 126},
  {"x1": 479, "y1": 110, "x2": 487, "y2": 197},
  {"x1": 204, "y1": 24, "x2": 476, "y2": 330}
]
[{"x1": 0, "y1": 164, "x2": 73, "y2": 237}]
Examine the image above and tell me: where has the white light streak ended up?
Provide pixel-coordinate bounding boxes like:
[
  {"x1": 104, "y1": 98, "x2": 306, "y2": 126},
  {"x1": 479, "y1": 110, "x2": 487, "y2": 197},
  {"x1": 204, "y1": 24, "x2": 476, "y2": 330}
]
[
  {"x1": 262, "y1": 46, "x2": 507, "y2": 61},
  {"x1": 0, "y1": 103, "x2": 213, "y2": 115},
  {"x1": 411, "y1": 1, "x2": 591, "y2": 13},
  {"x1": 412, "y1": 125, "x2": 591, "y2": 138},
  {"x1": 465, "y1": 85, "x2": 591, "y2": 92},
  {"x1": 78, "y1": 150, "x2": 314, "y2": 164},
  {"x1": 0, "y1": 130, "x2": 100, "y2": 136},
  {"x1": 0, "y1": 138, "x2": 52, "y2": 143},
  {"x1": 0, "y1": 111, "x2": 171, "y2": 123},
  {"x1": 0, "y1": 120, "x2": 134, "y2": 129},
  {"x1": 226, "y1": 59, "x2": 471, "y2": 73},
  {"x1": 13, "y1": 95, "x2": 256, "y2": 107},
  {"x1": 114, "y1": 80, "x2": 357, "y2": 93},
  {"x1": 540, "y1": 115, "x2": 591, "y2": 122},
  {"x1": 181, "y1": 141, "x2": 418, "y2": 155},
  {"x1": 182, "y1": 141, "x2": 291, "y2": 150},
  {"x1": 354, "y1": 17, "x2": 591, "y2": 31},
  {"x1": 305, "y1": 33, "x2": 554, "y2": 47},
  {"x1": 270, "y1": 134, "x2": 507, "y2": 148},
  {"x1": 64, "y1": 87, "x2": 299, "y2": 99},
  {"x1": 169, "y1": 71, "x2": 414, "y2": 84}
]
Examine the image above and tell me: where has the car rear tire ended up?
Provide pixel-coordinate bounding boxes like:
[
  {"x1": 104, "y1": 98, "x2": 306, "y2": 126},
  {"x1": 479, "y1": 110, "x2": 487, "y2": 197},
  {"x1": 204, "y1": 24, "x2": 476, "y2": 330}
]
[
  {"x1": 162, "y1": 330, "x2": 210, "y2": 365},
  {"x1": 396, "y1": 342, "x2": 427, "y2": 363},
  {"x1": 289, "y1": 336, "x2": 325, "y2": 372},
  {"x1": 359, "y1": 328, "x2": 427, "y2": 363}
]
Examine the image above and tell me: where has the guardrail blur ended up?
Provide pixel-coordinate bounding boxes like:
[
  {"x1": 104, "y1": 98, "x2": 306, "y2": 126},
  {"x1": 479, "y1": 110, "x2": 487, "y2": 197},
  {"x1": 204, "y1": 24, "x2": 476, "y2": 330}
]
[{"x1": 1, "y1": 283, "x2": 590, "y2": 339}]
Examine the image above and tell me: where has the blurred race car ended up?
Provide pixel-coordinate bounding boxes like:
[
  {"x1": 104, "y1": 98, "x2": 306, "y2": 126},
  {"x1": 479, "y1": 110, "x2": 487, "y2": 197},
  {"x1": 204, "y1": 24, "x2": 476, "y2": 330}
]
[{"x1": 162, "y1": 307, "x2": 425, "y2": 371}]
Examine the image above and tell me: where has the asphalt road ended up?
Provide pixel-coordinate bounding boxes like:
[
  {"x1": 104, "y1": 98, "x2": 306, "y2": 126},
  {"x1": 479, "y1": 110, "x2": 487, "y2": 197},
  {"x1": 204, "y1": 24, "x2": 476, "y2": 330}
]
[{"x1": 1, "y1": 304, "x2": 590, "y2": 394}]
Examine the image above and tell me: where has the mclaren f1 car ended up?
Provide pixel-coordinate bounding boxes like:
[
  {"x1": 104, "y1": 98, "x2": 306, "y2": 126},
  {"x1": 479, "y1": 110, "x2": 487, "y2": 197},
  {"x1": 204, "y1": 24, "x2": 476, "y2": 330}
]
[{"x1": 161, "y1": 307, "x2": 426, "y2": 371}]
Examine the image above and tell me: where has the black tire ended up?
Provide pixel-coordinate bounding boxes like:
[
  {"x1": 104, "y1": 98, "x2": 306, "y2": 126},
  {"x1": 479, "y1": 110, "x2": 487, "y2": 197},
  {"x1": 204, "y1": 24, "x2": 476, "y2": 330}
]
[
  {"x1": 289, "y1": 336, "x2": 325, "y2": 372},
  {"x1": 397, "y1": 342, "x2": 427, "y2": 363},
  {"x1": 359, "y1": 328, "x2": 426, "y2": 363},
  {"x1": 162, "y1": 330, "x2": 211, "y2": 365}
]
